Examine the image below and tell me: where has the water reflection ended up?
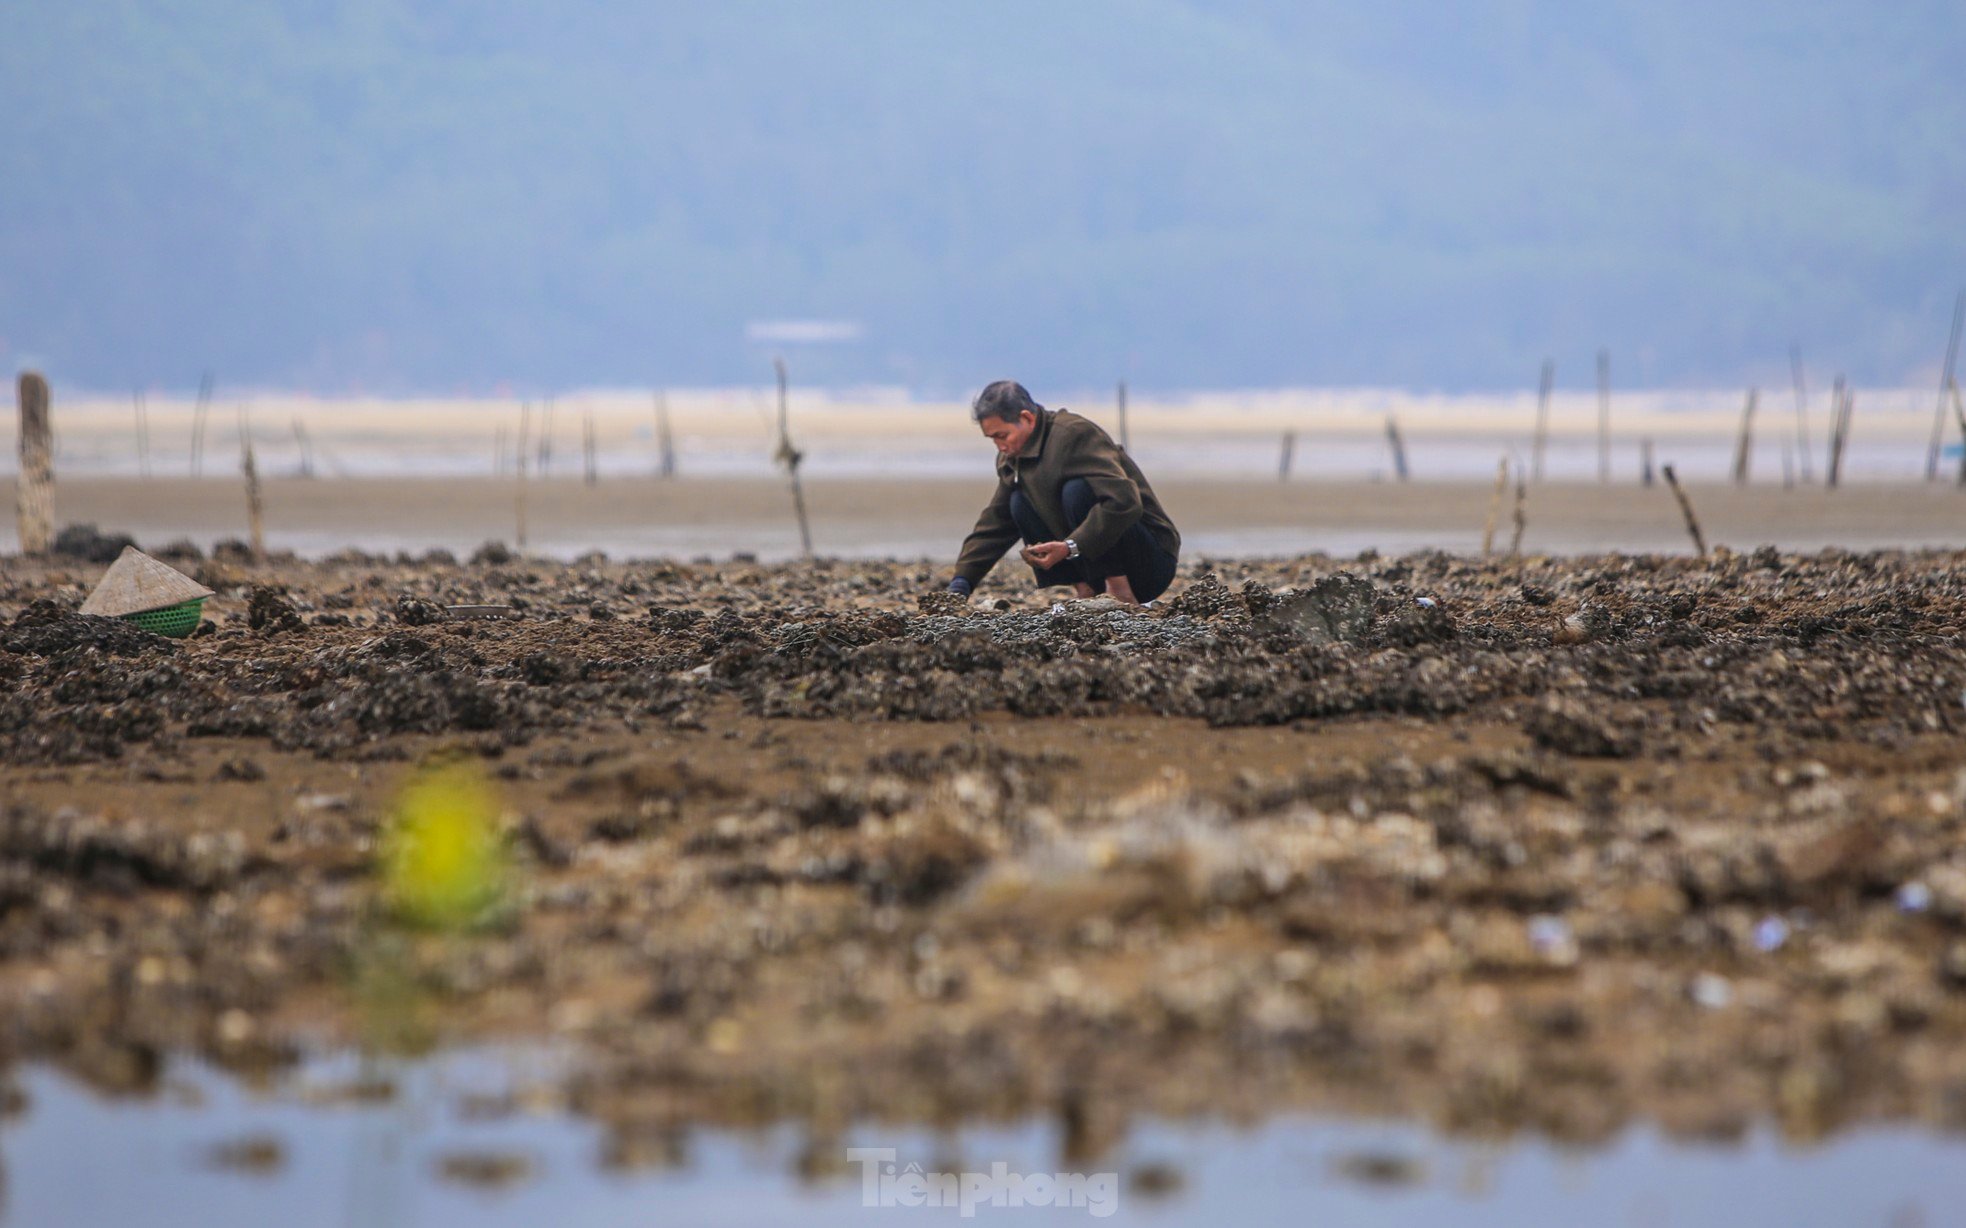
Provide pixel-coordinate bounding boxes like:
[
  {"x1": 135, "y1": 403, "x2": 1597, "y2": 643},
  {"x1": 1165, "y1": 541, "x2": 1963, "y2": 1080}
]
[{"x1": 2, "y1": 1050, "x2": 1962, "y2": 1227}]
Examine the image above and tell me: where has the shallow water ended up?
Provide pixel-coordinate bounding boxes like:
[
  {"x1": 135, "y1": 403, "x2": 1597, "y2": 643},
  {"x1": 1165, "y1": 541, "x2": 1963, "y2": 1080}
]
[
  {"x1": 5, "y1": 1051, "x2": 1963, "y2": 1227},
  {"x1": 30, "y1": 433, "x2": 1956, "y2": 485}
]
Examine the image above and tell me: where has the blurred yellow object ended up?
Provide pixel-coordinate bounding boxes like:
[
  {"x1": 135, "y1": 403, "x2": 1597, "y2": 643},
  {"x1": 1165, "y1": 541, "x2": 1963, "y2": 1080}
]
[{"x1": 383, "y1": 759, "x2": 507, "y2": 929}]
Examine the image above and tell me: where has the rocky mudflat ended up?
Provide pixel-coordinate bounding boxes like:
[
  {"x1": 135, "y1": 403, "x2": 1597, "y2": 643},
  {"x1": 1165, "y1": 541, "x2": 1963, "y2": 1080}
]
[{"x1": 3, "y1": 542, "x2": 1966, "y2": 1167}]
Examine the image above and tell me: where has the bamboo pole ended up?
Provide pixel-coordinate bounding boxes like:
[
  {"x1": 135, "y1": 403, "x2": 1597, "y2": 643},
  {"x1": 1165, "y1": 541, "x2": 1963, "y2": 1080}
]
[
  {"x1": 15, "y1": 371, "x2": 53, "y2": 556},
  {"x1": 774, "y1": 357, "x2": 813, "y2": 559},
  {"x1": 1116, "y1": 379, "x2": 1129, "y2": 452},
  {"x1": 1596, "y1": 349, "x2": 1611, "y2": 483},
  {"x1": 1661, "y1": 464, "x2": 1707, "y2": 558},
  {"x1": 1276, "y1": 430, "x2": 1295, "y2": 482},
  {"x1": 240, "y1": 408, "x2": 264, "y2": 562},
  {"x1": 655, "y1": 390, "x2": 676, "y2": 478},
  {"x1": 1925, "y1": 290, "x2": 1965, "y2": 480},
  {"x1": 1481, "y1": 456, "x2": 1509, "y2": 557},
  {"x1": 1730, "y1": 388, "x2": 1758, "y2": 485},
  {"x1": 1384, "y1": 415, "x2": 1409, "y2": 481},
  {"x1": 189, "y1": 370, "x2": 213, "y2": 477},
  {"x1": 1530, "y1": 359, "x2": 1554, "y2": 482},
  {"x1": 1789, "y1": 345, "x2": 1813, "y2": 483},
  {"x1": 582, "y1": 409, "x2": 598, "y2": 486},
  {"x1": 1640, "y1": 438, "x2": 1655, "y2": 488},
  {"x1": 134, "y1": 389, "x2": 152, "y2": 478},
  {"x1": 537, "y1": 396, "x2": 555, "y2": 476}
]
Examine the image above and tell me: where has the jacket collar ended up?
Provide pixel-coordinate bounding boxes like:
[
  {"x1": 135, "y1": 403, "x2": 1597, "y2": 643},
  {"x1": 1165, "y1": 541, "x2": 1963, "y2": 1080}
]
[{"x1": 1016, "y1": 408, "x2": 1054, "y2": 460}]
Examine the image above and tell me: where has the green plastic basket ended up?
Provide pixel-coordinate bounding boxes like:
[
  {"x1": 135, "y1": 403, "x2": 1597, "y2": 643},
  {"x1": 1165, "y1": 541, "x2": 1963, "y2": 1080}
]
[{"x1": 121, "y1": 598, "x2": 206, "y2": 638}]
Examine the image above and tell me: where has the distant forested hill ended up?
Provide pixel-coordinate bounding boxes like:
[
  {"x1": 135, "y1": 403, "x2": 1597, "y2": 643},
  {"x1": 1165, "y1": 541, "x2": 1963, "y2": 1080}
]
[{"x1": 1, "y1": 1, "x2": 1960, "y2": 392}]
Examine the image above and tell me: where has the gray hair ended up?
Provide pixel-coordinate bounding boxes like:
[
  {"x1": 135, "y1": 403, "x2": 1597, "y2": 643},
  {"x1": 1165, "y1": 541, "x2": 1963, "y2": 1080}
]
[{"x1": 971, "y1": 380, "x2": 1043, "y2": 424}]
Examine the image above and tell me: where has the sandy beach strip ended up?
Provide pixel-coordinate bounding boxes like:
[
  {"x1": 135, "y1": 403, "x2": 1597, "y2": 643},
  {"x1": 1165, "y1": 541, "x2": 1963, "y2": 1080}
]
[{"x1": 5, "y1": 475, "x2": 1965, "y2": 563}]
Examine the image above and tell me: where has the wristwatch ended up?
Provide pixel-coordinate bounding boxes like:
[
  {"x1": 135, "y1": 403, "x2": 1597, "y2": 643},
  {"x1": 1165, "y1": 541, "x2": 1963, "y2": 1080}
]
[{"x1": 1065, "y1": 539, "x2": 1080, "y2": 560}]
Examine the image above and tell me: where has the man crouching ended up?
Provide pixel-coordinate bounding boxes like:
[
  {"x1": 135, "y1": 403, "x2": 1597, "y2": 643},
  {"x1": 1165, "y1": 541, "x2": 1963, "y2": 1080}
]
[{"x1": 946, "y1": 380, "x2": 1181, "y2": 605}]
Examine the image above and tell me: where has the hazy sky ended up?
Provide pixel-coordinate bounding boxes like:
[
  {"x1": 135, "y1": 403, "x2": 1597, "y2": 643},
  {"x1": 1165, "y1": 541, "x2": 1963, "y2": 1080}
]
[{"x1": 2, "y1": 1, "x2": 1961, "y2": 393}]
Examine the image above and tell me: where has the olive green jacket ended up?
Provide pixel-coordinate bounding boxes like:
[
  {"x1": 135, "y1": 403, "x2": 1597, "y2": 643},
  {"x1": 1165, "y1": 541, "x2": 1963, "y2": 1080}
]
[{"x1": 953, "y1": 408, "x2": 1181, "y2": 588}]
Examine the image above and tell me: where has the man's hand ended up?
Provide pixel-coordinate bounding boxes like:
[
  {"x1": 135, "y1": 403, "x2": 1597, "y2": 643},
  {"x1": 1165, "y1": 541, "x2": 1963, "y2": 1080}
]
[{"x1": 1021, "y1": 541, "x2": 1070, "y2": 569}]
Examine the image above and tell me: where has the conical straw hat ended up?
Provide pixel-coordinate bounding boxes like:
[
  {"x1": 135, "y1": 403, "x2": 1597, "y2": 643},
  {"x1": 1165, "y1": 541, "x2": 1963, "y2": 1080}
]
[{"x1": 79, "y1": 546, "x2": 215, "y2": 617}]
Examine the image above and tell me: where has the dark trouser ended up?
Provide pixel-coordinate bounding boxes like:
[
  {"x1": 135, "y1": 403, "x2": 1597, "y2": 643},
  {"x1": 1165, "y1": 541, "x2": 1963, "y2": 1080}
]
[{"x1": 1008, "y1": 478, "x2": 1179, "y2": 602}]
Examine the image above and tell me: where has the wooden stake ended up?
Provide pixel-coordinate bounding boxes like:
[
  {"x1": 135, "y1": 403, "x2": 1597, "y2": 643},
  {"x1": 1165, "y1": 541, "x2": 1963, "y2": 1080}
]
[
  {"x1": 1950, "y1": 379, "x2": 1966, "y2": 487},
  {"x1": 515, "y1": 479, "x2": 528, "y2": 551},
  {"x1": 1640, "y1": 438, "x2": 1655, "y2": 488},
  {"x1": 1824, "y1": 375, "x2": 1844, "y2": 474},
  {"x1": 537, "y1": 396, "x2": 555, "y2": 476},
  {"x1": 1826, "y1": 381, "x2": 1854, "y2": 489},
  {"x1": 515, "y1": 401, "x2": 531, "y2": 551},
  {"x1": 134, "y1": 389, "x2": 152, "y2": 478},
  {"x1": 1508, "y1": 466, "x2": 1528, "y2": 557},
  {"x1": 1731, "y1": 388, "x2": 1758, "y2": 485},
  {"x1": 582, "y1": 409, "x2": 598, "y2": 486},
  {"x1": 1596, "y1": 349, "x2": 1611, "y2": 483},
  {"x1": 1789, "y1": 345, "x2": 1814, "y2": 483},
  {"x1": 1481, "y1": 456, "x2": 1509, "y2": 557},
  {"x1": 292, "y1": 418, "x2": 316, "y2": 478},
  {"x1": 1116, "y1": 379, "x2": 1129, "y2": 452},
  {"x1": 1277, "y1": 430, "x2": 1295, "y2": 482},
  {"x1": 774, "y1": 357, "x2": 813, "y2": 559},
  {"x1": 189, "y1": 370, "x2": 213, "y2": 477},
  {"x1": 240, "y1": 408, "x2": 264, "y2": 563},
  {"x1": 1836, "y1": 385, "x2": 1856, "y2": 485},
  {"x1": 15, "y1": 371, "x2": 53, "y2": 556},
  {"x1": 1384, "y1": 415, "x2": 1409, "y2": 481},
  {"x1": 1661, "y1": 464, "x2": 1707, "y2": 558},
  {"x1": 1530, "y1": 359, "x2": 1554, "y2": 482},
  {"x1": 655, "y1": 391, "x2": 676, "y2": 478},
  {"x1": 1925, "y1": 289, "x2": 1965, "y2": 480}
]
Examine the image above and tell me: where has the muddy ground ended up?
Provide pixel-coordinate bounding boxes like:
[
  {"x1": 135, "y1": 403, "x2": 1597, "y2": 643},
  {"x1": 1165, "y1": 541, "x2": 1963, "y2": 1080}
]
[{"x1": 4, "y1": 539, "x2": 1966, "y2": 1171}]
